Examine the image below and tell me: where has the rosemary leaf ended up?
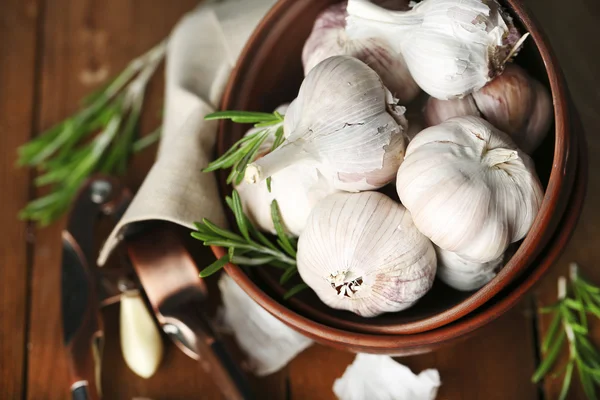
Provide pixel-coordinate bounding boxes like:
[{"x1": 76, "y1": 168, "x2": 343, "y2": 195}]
[
  {"x1": 200, "y1": 256, "x2": 230, "y2": 278},
  {"x1": 559, "y1": 362, "x2": 574, "y2": 400},
  {"x1": 284, "y1": 283, "x2": 308, "y2": 300},
  {"x1": 133, "y1": 127, "x2": 161, "y2": 153},
  {"x1": 578, "y1": 360, "x2": 598, "y2": 400},
  {"x1": 231, "y1": 191, "x2": 250, "y2": 241},
  {"x1": 532, "y1": 330, "x2": 566, "y2": 383},
  {"x1": 270, "y1": 200, "x2": 296, "y2": 258},
  {"x1": 266, "y1": 177, "x2": 272, "y2": 193},
  {"x1": 280, "y1": 267, "x2": 298, "y2": 285},
  {"x1": 542, "y1": 311, "x2": 562, "y2": 352},
  {"x1": 204, "y1": 110, "x2": 281, "y2": 123},
  {"x1": 201, "y1": 218, "x2": 246, "y2": 242}
]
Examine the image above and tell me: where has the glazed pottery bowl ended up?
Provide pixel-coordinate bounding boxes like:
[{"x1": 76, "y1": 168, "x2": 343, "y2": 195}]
[{"x1": 213, "y1": 0, "x2": 583, "y2": 345}]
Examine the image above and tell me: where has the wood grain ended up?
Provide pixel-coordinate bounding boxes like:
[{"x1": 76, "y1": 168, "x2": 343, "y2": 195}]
[
  {"x1": 0, "y1": 0, "x2": 39, "y2": 398},
  {"x1": 287, "y1": 301, "x2": 538, "y2": 400},
  {"x1": 525, "y1": 0, "x2": 600, "y2": 398}
]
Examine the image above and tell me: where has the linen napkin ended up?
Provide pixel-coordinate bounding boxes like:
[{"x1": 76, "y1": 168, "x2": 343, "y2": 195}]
[{"x1": 98, "y1": 0, "x2": 277, "y2": 265}]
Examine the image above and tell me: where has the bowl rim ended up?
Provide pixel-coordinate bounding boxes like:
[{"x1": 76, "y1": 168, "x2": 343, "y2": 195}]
[{"x1": 216, "y1": 0, "x2": 578, "y2": 336}]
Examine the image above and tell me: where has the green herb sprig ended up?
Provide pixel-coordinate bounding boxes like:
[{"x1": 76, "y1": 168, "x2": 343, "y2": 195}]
[
  {"x1": 533, "y1": 264, "x2": 600, "y2": 399},
  {"x1": 192, "y1": 189, "x2": 307, "y2": 299},
  {"x1": 203, "y1": 110, "x2": 284, "y2": 186},
  {"x1": 17, "y1": 41, "x2": 166, "y2": 225}
]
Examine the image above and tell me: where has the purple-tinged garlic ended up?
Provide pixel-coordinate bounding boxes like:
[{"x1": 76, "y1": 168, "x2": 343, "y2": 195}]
[
  {"x1": 424, "y1": 64, "x2": 553, "y2": 153},
  {"x1": 297, "y1": 191, "x2": 437, "y2": 317},
  {"x1": 245, "y1": 56, "x2": 409, "y2": 192},
  {"x1": 435, "y1": 246, "x2": 504, "y2": 291},
  {"x1": 346, "y1": 0, "x2": 526, "y2": 100},
  {"x1": 302, "y1": 1, "x2": 420, "y2": 103},
  {"x1": 396, "y1": 116, "x2": 544, "y2": 263}
]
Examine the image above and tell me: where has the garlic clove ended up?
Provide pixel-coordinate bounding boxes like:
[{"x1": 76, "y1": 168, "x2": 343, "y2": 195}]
[
  {"x1": 346, "y1": 0, "x2": 525, "y2": 100},
  {"x1": 302, "y1": 2, "x2": 420, "y2": 103},
  {"x1": 246, "y1": 56, "x2": 408, "y2": 193},
  {"x1": 435, "y1": 246, "x2": 503, "y2": 291},
  {"x1": 297, "y1": 191, "x2": 437, "y2": 317},
  {"x1": 522, "y1": 78, "x2": 553, "y2": 152},
  {"x1": 396, "y1": 116, "x2": 544, "y2": 263},
  {"x1": 120, "y1": 290, "x2": 164, "y2": 379}
]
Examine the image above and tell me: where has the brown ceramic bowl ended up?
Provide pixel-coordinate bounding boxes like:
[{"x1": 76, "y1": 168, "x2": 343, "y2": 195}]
[{"x1": 214, "y1": 0, "x2": 581, "y2": 338}]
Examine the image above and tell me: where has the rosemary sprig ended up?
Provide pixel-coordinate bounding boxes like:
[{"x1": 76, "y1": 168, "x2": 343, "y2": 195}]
[
  {"x1": 203, "y1": 110, "x2": 285, "y2": 186},
  {"x1": 17, "y1": 41, "x2": 166, "y2": 226},
  {"x1": 192, "y1": 189, "x2": 306, "y2": 299},
  {"x1": 533, "y1": 264, "x2": 600, "y2": 399}
]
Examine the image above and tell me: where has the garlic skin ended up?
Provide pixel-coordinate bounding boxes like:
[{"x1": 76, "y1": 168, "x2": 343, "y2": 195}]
[
  {"x1": 424, "y1": 64, "x2": 553, "y2": 153},
  {"x1": 396, "y1": 116, "x2": 544, "y2": 263},
  {"x1": 246, "y1": 56, "x2": 408, "y2": 192},
  {"x1": 302, "y1": 2, "x2": 420, "y2": 103},
  {"x1": 346, "y1": 0, "x2": 524, "y2": 100},
  {"x1": 435, "y1": 246, "x2": 503, "y2": 291},
  {"x1": 297, "y1": 191, "x2": 437, "y2": 317},
  {"x1": 236, "y1": 103, "x2": 337, "y2": 236}
]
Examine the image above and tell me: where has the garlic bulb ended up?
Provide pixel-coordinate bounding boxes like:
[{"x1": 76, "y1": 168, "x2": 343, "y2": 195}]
[
  {"x1": 435, "y1": 246, "x2": 503, "y2": 291},
  {"x1": 396, "y1": 116, "x2": 544, "y2": 263},
  {"x1": 424, "y1": 64, "x2": 553, "y2": 153},
  {"x1": 236, "y1": 103, "x2": 338, "y2": 236},
  {"x1": 297, "y1": 191, "x2": 437, "y2": 317},
  {"x1": 302, "y1": 2, "x2": 420, "y2": 103},
  {"x1": 346, "y1": 0, "x2": 525, "y2": 100},
  {"x1": 245, "y1": 56, "x2": 408, "y2": 192}
]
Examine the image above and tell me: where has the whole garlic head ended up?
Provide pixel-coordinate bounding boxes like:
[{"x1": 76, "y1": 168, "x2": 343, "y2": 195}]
[
  {"x1": 435, "y1": 246, "x2": 503, "y2": 291},
  {"x1": 424, "y1": 64, "x2": 553, "y2": 153},
  {"x1": 246, "y1": 56, "x2": 409, "y2": 192},
  {"x1": 302, "y1": 2, "x2": 420, "y2": 103},
  {"x1": 346, "y1": 0, "x2": 525, "y2": 100},
  {"x1": 297, "y1": 191, "x2": 437, "y2": 317},
  {"x1": 396, "y1": 116, "x2": 544, "y2": 263},
  {"x1": 236, "y1": 103, "x2": 338, "y2": 236}
]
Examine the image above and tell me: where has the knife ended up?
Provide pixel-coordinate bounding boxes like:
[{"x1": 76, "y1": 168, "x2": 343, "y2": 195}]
[
  {"x1": 61, "y1": 177, "x2": 132, "y2": 399},
  {"x1": 126, "y1": 225, "x2": 254, "y2": 400}
]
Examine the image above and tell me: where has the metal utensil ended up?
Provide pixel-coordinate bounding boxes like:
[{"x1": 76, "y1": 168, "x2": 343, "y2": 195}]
[{"x1": 127, "y1": 227, "x2": 254, "y2": 400}]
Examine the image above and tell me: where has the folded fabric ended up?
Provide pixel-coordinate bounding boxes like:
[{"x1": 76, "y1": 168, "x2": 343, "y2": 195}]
[
  {"x1": 218, "y1": 274, "x2": 313, "y2": 376},
  {"x1": 99, "y1": 0, "x2": 277, "y2": 265}
]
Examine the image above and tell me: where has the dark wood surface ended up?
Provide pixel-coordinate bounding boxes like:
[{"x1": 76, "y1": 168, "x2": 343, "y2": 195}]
[{"x1": 0, "y1": 0, "x2": 598, "y2": 399}]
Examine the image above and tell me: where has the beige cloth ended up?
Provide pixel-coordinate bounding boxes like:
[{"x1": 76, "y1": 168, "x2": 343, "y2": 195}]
[{"x1": 98, "y1": 0, "x2": 277, "y2": 265}]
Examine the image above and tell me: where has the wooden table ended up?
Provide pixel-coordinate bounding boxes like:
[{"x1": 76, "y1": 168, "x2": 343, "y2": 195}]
[{"x1": 1, "y1": 0, "x2": 598, "y2": 399}]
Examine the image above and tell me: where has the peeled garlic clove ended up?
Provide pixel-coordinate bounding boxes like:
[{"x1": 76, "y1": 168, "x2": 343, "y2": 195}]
[
  {"x1": 302, "y1": 2, "x2": 420, "y2": 103},
  {"x1": 423, "y1": 95, "x2": 481, "y2": 127},
  {"x1": 396, "y1": 116, "x2": 544, "y2": 263},
  {"x1": 120, "y1": 290, "x2": 164, "y2": 379},
  {"x1": 435, "y1": 246, "x2": 503, "y2": 291},
  {"x1": 346, "y1": 0, "x2": 525, "y2": 100},
  {"x1": 246, "y1": 56, "x2": 408, "y2": 193},
  {"x1": 297, "y1": 191, "x2": 437, "y2": 317}
]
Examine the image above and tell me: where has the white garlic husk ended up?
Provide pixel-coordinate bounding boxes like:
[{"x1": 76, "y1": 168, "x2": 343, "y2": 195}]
[
  {"x1": 302, "y1": 2, "x2": 420, "y2": 103},
  {"x1": 435, "y1": 246, "x2": 504, "y2": 291},
  {"x1": 424, "y1": 64, "x2": 553, "y2": 153},
  {"x1": 236, "y1": 104, "x2": 338, "y2": 236},
  {"x1": 245, "y1": 56, "x2": 409, "y2": 192},
  {"x1": 297, "y1": 191, "x2": 437, "y2": 317},
  {"x1": 346, "y1": 0, "x2": 525, "y2": 100},
  {"x1": 396, "y1": 116, "x2": 544, "y2": 263}
]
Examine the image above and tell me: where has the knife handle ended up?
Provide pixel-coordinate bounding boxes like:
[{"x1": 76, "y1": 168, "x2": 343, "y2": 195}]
[
  {"x1": 160, "y1": 294, "x2": 254, "y2": 400},
  {"x1": 72, "y1": 383, "x2": 91, "y2": 400}
]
